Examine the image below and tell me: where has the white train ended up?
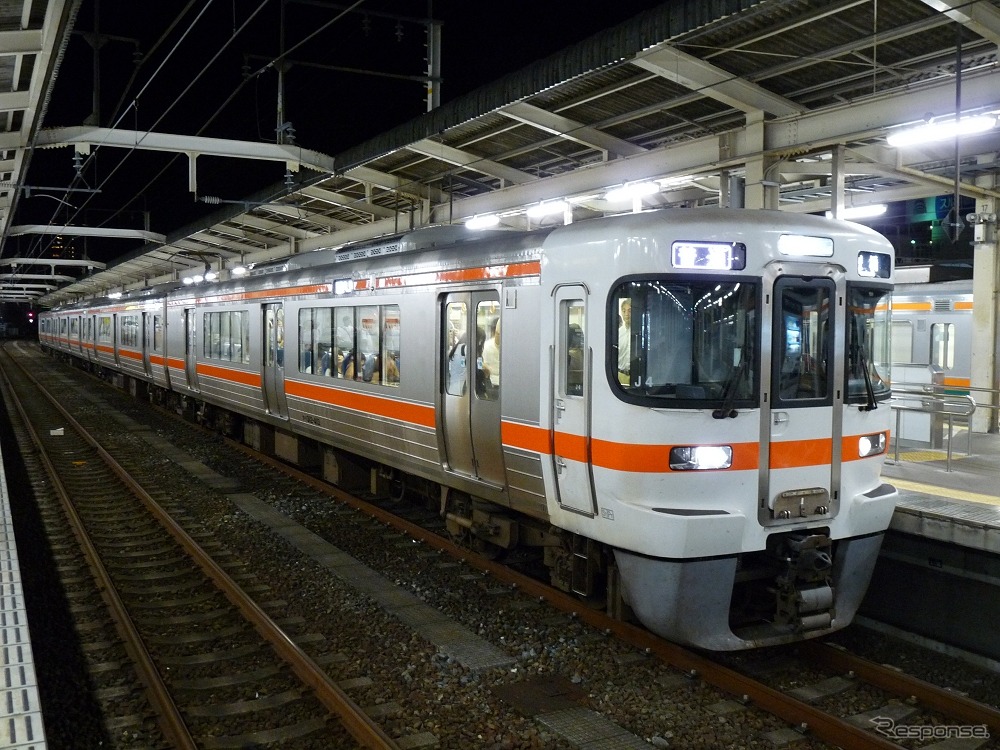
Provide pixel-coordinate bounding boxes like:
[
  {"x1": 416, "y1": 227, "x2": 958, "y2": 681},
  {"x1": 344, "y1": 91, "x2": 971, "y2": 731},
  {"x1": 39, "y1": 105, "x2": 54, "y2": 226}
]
[{"x1": 39, "y1": 208, "x2": 898, "y2": 649}]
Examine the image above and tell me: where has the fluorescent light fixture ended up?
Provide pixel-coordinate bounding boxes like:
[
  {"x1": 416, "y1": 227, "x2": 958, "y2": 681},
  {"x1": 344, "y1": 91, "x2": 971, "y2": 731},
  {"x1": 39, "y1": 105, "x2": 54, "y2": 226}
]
[
  {"x1": 826, "y1": 204, "x2": 887, "y2": 220},
  {"x1": 465, "y1": 214, "x2": 499, "y2": 230},
  {"x1": 778, "y1": 234, "x2": 834, "y2": 257},
  {"x1": 107, "y1": 291, "x2": 123, "y2": 299},
  {"x1": 658, "y1": 175, "x2": 694, "y2": 188},
  {"x1": 204, "y1": 270, "x2": 218, "y2": 281},
  {"x1": 231, "y1": 265, "x2": 248, "y2": 277},
  {"x1": 886, "y1": 115, "x2": 996, "y2": 147},
  {"x1": 526, "y1": 200, "x2": 568, "y2": 218},
  {"x1": 605, "y1": 181, "x2": 659, "y2": 202},
  {"x1": 182, "y1": 276, "x2": 195, "y2": 285}
]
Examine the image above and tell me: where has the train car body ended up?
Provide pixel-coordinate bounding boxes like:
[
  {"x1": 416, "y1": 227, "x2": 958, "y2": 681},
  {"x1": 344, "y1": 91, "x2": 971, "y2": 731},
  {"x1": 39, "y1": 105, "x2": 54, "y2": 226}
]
[
  {"x1": 40, "y1": 208, "x2": 898, "y2": 650},
  {"x1": 890, "y1": 279, "x2": 972, "y2": 393}
]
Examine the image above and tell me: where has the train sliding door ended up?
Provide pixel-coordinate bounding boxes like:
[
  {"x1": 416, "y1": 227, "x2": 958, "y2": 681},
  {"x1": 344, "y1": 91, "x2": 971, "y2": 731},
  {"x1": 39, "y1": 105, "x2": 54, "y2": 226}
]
[
  {"x1": 551, "y1": 286, "x2": 595, "y2": 515},
  {"x1": 142, "y1": 312, "x2": 153, "y2": 378},
  {"x1": 262, "y1": 303, "x2": 289, "y2": 419},
  {"x1": 184, "y1": 308, "x2": 199, "y2": 391},
  {"x1": 440, "y1": 292, "x2": 504, "y2": 486},
  {"x1": 765, "y1": 276, "x2": 837, "y2": 520}
]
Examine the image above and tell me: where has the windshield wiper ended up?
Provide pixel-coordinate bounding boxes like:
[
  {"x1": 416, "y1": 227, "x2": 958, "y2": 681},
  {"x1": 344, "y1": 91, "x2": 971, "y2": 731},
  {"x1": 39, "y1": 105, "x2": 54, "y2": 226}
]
[
  {"x1": 858, "y1": 343, "x2": 878, "y2": 411},
  {"x1": 713, "y1": 352, "x2": 750, "y2": 419}
]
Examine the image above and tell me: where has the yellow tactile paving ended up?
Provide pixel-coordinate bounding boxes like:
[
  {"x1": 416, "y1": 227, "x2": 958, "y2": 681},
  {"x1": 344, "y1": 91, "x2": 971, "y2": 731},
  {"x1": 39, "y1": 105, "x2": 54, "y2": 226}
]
[{"x1": 891, "y1": 477, "x2": 1000, "y2": 507}]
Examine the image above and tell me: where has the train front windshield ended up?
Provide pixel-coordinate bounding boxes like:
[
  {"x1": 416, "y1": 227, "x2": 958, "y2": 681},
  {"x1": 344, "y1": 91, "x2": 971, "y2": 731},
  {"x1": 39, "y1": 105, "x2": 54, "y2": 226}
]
[
  {"x1": 612, "y1": 279, "x2": 757, "y2": 406},
  {"x1": 846, "y1": 284, "x2": 892, "y2": 407},
  {"x1": 612, "y1": 279, "x2": 892, "y2": 410}
]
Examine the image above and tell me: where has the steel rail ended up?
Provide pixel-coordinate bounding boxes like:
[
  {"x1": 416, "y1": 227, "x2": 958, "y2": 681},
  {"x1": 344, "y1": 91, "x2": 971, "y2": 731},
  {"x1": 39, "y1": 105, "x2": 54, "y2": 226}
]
[
  {"x1": 0, "y1": 355, "x2": 199, "y2": 749},
  {"x1": 9, "y1": 351, "x2": 399, "y2": 750},
  {"x1": 801, "y1": 640, "x2": 1000, "y2": 736},
  {"x1": 238, "y1": 444, "x2": 908, "y2": 750}
]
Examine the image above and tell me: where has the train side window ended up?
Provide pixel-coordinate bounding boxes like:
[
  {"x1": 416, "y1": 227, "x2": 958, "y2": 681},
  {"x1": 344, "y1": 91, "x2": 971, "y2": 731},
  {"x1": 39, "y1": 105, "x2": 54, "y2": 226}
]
[
  {"x1": 562, "y1": 300, "x2": 585, "y2": 396},
  {"x1": 204, "y1": 312, "x2": 220, "y2": 359},
  {"x1": 475, "y1": 301, "x2": 499, "y2": 400},
  {"x1": 382, "y1": 305, "x2": 400, "y2": 386},
  {"x1": 153, "y1": 315, "x2": 163, "y2": 352},
  {"x1": 445, "y1": 302, "x2": 468, "y2": 396},
  {"x1": 299, "y1": 307, "x2": 333, "y2": 375},
  {"x1": 299, "y1": 308, "x2": 316, "y2": 373},
  {"x1": 121, "y1": 315, "x2": 139, "y2": 348},
  {"x1": 334, "y1": 309, "x2": 353, "y2": 378},
  {"x1": 358, "y1": 305, "x2": 380, "y2": 382},
  {"x1": 930, "y1": 323, "x2": 955, "y2": 370},
  {"x1": 220, "y1": 312, "x2": 232, "y2": 360},
  {"x1": 98, "y1": 316, "x2": 112, "y2": 343}
]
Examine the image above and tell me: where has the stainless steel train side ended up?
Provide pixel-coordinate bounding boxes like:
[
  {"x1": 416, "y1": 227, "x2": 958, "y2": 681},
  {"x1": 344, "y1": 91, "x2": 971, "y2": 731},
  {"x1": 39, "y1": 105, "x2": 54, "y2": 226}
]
[{"x1": 40, "y1": 210, "x2": 899, "y2": 650}]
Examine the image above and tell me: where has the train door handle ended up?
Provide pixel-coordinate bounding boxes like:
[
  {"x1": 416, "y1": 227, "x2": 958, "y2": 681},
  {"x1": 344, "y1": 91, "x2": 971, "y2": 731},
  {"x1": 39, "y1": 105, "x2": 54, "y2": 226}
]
[
  {"x1": 555, "y1": 456, "x2": 566, "y2": 474},
  {"x1": 773, "y1": 411, "x2": 789, "y2": 425},
  {"x1": 554, "y1": 398, "x2": 566, "y2": 413}
]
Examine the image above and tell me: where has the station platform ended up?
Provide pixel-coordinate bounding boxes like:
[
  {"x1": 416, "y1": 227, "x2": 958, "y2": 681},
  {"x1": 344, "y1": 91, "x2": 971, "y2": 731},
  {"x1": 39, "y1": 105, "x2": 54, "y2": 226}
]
[
  {"x1": 881, "y1": 430, "x2": 1000, "y2": 554},
  {"x1": 0, "y1": 441, "x2": 47, "y2": 748}
]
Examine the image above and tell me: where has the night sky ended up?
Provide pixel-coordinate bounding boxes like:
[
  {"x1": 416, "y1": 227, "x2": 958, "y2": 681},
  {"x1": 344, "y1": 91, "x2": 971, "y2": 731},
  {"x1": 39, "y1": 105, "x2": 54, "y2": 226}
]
[{"x1": 16, "y1": 0, "x2": 665, "y2": 262}]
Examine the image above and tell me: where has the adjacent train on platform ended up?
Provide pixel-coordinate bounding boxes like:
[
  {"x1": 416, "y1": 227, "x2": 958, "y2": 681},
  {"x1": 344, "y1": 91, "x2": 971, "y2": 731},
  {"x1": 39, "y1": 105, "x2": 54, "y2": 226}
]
[
  {"x1": 890, "y1": 278, "x2": 973, "y2": 393},
  {"x1": 39, "y1": 208, "x2": 898, "y2": 649}
]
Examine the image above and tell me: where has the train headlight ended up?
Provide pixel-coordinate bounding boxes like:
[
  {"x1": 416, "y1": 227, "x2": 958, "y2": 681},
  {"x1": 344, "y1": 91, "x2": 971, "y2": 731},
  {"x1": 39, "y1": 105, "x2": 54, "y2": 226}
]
[
  {"x1": 857, "y1": 432, "x2": 887, "y2": 458},
  {"x1": 669, "y1": 445, "x2": 733, "y2": 471}
]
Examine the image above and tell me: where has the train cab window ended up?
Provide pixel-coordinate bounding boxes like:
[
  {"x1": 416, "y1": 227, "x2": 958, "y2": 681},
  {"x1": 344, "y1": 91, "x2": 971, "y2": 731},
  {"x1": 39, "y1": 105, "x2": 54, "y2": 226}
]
[
  {"x1": 930, "y1": 322, "x2": 955, "y2": 370},
  {"x1": 774, "y1": 281, "x2": 832, "y2": 403},
  {"x1": 611, "y1": 279, "x2": 758, "y2": 407},
  {"x1": 846, "y1": 285, "x2": 892, "y2": 407},
  {"x1": 475, "y1": 301, "x2": 500, "y2": 400}
]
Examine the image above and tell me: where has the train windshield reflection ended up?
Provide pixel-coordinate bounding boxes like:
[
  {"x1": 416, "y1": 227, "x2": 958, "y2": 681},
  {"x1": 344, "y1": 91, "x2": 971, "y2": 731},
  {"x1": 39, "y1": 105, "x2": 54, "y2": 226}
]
[
  {"x1": 846, "y1": 284, "x2": 892, "y2": 406},
  {"x1": 613, "y1": 279, "x2": 758, "y2": 405}
]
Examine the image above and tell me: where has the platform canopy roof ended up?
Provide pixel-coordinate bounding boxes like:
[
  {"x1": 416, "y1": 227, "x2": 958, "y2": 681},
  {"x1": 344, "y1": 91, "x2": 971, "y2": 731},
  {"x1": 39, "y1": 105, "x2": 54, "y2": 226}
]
[{"x1": 2, "y1": 0, "x2": 999, "y2": 306}]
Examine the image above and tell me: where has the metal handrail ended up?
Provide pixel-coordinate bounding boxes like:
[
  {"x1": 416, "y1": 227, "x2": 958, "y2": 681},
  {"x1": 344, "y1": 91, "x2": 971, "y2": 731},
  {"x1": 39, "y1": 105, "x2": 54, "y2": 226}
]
[{"x1": 888, "y1": 385, "x2": 977, "y2": 471}]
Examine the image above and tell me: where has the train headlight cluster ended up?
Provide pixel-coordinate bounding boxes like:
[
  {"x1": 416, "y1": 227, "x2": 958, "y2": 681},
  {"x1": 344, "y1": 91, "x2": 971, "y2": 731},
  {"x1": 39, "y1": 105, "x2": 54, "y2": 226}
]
[
  {"x1": 669, "y1": 445, "x2": 733, "y2": 471},
  {"x1": 857, "y1": 432, "x2": 887, "y2": 458}
]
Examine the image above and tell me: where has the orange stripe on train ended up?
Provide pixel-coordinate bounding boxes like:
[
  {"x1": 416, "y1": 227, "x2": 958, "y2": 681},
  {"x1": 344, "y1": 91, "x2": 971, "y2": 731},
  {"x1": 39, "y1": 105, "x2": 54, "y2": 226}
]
[{"x1": 284, "y1": 380, "x2": 436, "y2": 428}]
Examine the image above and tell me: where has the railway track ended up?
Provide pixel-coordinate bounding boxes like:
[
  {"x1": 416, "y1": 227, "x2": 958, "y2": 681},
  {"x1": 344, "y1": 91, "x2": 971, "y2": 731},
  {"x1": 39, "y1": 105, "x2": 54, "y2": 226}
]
[
  {"x1": 8, "y1": 340, "x2": 1000, "y2": 749},
  {"x1": 0, "y1": 343, "x2": 397, "y2": 748}
]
